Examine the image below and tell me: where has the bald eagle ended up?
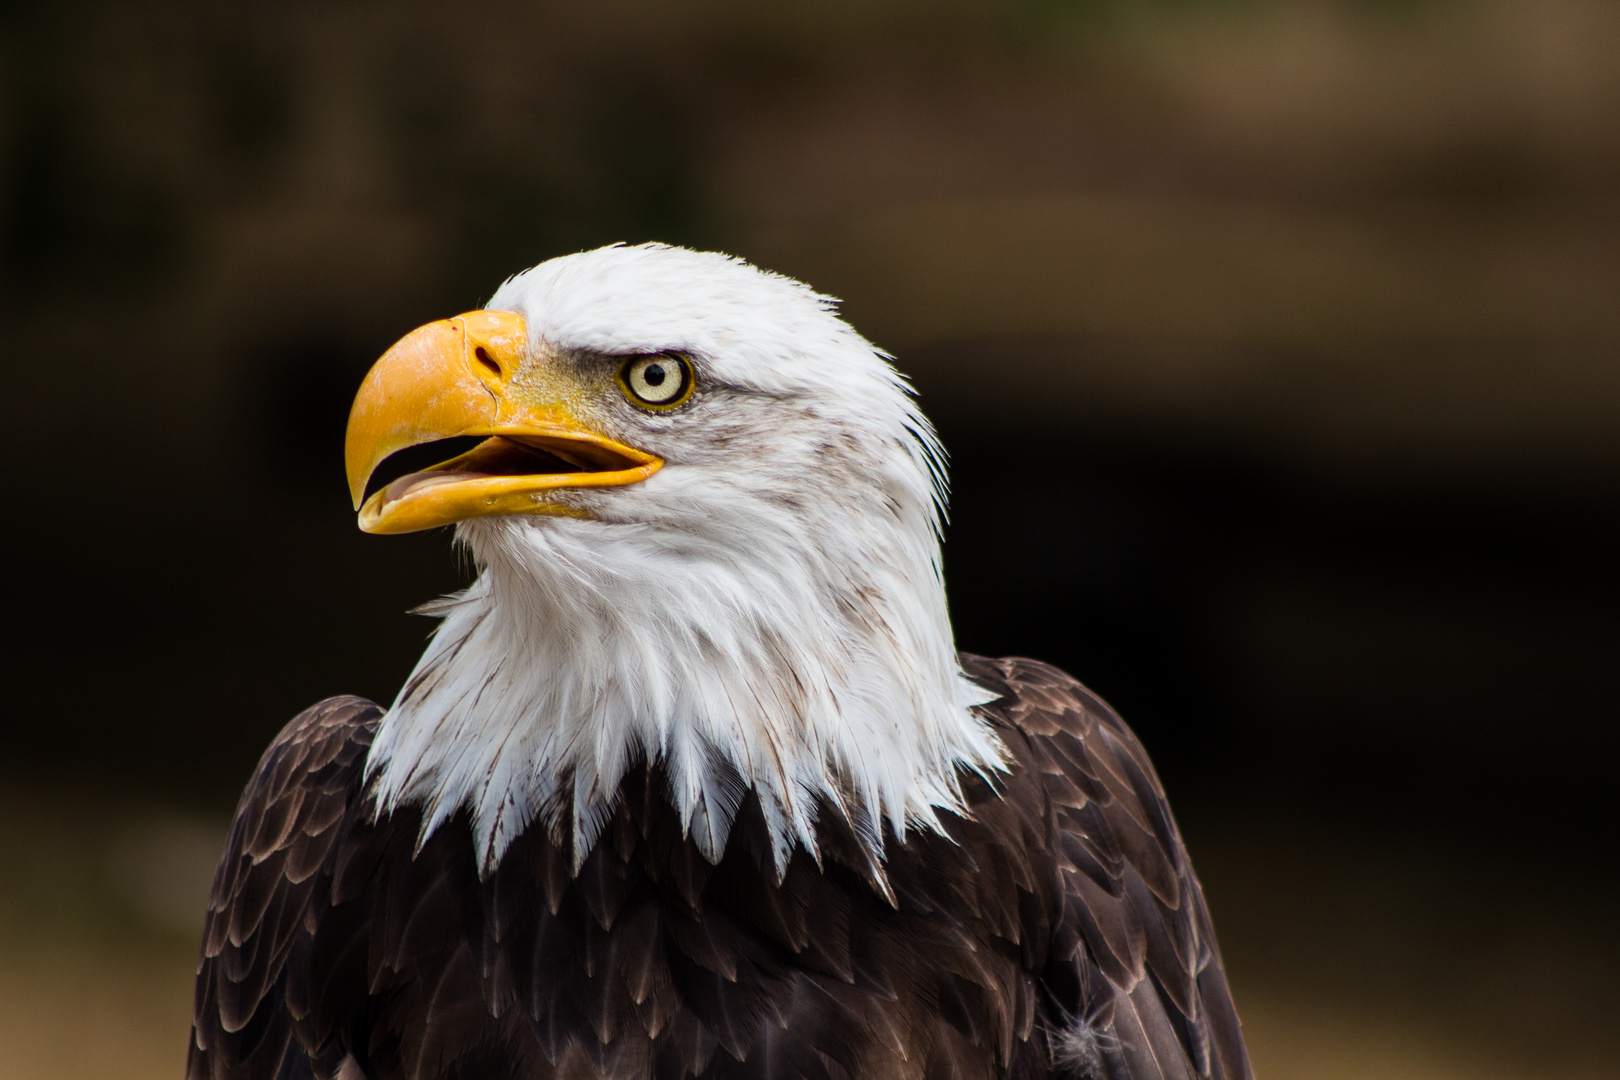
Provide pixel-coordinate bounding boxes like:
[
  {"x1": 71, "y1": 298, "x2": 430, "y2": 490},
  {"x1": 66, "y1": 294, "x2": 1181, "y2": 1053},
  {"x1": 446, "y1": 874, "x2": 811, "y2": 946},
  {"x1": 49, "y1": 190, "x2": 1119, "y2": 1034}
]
[{"x1": 189, "y1": 245, "x2": 1252, "y2": 1080}]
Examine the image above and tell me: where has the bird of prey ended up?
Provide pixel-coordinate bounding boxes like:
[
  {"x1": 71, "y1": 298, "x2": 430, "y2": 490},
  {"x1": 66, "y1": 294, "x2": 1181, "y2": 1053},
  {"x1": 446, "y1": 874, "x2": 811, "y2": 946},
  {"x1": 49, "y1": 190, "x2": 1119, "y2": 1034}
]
[{"x1": 188, "y1": 244, "x2": 1252, "y2": 1080}]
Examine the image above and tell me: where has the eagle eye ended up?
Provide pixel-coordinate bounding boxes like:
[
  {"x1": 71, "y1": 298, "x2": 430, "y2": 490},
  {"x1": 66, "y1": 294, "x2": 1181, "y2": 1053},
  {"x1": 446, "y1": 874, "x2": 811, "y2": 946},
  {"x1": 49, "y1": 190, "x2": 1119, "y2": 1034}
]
[{"x1": 619, "y1": 354, "x2": 694, "y2": 409}]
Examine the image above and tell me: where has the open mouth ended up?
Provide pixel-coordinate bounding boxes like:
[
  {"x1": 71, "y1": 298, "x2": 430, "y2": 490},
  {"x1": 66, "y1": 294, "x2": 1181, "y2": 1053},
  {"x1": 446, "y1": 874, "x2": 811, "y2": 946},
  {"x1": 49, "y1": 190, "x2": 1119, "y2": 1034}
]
[
  {"x1": 365, "y1": 434, "x2": 647, "y2": 505},
  {"x1": 356, "y1": 431, "x2": 662, "y2": 533}
]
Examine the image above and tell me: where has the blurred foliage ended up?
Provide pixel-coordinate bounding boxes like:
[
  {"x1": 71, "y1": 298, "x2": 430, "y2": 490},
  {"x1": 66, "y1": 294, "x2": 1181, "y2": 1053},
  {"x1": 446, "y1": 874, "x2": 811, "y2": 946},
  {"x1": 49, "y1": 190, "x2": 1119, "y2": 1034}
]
[
  {"x1": 0, "y1": 53, "x2": 184, "y2": 294},
  {"x1": 0, "y1": 4, "x2": 1616, "y2": 1074},
  {"x1": 374, "y1": 46, "x2": 707, "y2": 305},
  {"x1": 0, "y1": 0, "x2": 1613, "y2": 804},
  {"x1": 201, "y1": 33, "x2": 298, "y2": 176}
]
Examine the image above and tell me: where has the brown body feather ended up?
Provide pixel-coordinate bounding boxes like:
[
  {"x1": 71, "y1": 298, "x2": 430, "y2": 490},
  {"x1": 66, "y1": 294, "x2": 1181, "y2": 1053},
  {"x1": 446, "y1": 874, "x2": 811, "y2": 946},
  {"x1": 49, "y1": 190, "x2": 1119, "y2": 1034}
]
[{"x1": 188, "y1": 656, "x2": 1251, "y2": 1080}]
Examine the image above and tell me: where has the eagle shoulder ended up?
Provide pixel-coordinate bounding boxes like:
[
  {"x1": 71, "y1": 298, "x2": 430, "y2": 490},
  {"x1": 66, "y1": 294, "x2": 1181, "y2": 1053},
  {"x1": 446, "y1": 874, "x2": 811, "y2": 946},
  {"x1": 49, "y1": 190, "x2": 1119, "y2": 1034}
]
[
  {"x1": 962, "y1": 654, "x2": 1253, "y2": 1080},
  {"x1": 187, "y1": 672, "x2": 1253, "y2": 1080},
  {"x1": 188, "y1": 694, "x2": 382, "y2": 1080}
]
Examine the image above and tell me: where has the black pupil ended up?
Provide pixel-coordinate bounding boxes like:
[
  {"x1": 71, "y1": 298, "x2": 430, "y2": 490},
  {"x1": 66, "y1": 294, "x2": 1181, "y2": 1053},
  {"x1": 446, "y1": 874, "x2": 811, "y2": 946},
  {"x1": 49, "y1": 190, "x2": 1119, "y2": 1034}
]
[{"x1": 643, "y1": 363, "x2": 667, "y2": 387}]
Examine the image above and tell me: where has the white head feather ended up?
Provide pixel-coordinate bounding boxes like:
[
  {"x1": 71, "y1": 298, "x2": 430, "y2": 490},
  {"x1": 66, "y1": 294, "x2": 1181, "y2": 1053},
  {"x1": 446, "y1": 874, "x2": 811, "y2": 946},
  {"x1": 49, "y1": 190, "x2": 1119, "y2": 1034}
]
[{"x1": 365, "y1": 244, "x2": 1003, "y2": 876}]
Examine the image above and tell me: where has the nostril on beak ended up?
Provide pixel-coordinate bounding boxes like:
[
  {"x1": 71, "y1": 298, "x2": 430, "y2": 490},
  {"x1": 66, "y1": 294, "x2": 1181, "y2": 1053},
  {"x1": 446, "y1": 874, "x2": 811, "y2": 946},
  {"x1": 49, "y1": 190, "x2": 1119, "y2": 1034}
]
[{"x1": 475, "y1": 346, "x2": 502, "y2": 378}]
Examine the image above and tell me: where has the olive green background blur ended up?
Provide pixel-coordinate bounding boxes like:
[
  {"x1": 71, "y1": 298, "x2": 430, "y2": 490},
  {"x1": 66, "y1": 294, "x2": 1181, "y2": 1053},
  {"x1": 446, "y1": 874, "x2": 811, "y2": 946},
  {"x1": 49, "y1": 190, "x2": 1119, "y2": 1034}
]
[{"x1": 1, "y1": 1, "x2": 1616, "y2": 1077}]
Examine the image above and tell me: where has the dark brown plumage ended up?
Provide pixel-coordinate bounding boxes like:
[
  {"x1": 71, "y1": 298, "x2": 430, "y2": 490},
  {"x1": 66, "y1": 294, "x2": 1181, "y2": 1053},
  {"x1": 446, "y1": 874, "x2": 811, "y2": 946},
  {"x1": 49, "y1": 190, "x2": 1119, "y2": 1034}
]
[{"x1": 188, "y1": 656, "x2": 1251, "y2": 1080}]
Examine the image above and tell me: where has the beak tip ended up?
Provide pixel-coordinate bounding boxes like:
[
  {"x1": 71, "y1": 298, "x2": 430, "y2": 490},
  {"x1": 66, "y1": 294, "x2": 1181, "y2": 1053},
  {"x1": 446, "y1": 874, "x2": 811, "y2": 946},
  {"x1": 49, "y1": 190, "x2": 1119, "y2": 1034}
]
[{"x1": 355, "y1": 490, "x2": 383, "y2": 531}]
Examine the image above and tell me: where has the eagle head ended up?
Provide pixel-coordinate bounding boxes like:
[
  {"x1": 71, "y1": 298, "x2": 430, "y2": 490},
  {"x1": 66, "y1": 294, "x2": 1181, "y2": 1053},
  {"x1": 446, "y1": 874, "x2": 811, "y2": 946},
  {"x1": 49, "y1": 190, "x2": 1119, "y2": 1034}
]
[{"x1": 344, "y1": 244, "x2": 1003, "y2": 875}]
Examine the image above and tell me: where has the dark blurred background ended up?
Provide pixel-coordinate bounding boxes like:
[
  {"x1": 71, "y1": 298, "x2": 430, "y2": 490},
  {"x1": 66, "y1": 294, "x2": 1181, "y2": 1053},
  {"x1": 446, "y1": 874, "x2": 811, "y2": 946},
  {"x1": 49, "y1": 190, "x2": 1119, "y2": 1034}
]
[{"x1": 1, "y1": 1, "x2": 1616, "y2": 1077}]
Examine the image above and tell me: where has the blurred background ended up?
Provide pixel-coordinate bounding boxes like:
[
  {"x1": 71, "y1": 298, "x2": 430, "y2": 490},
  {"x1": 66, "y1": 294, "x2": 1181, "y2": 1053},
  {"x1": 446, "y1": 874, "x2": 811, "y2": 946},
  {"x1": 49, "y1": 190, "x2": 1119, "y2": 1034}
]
[{"x1": 2, "y1": 0, "x2": 1617, "y2": 1076}]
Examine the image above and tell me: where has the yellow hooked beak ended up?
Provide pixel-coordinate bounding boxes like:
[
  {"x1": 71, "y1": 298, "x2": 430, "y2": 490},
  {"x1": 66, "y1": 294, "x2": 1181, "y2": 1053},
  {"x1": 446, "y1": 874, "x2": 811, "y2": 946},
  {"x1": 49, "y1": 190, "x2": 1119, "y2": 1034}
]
[{"x1": 344, "y1": 310, "x2": 661, "y2": 534}]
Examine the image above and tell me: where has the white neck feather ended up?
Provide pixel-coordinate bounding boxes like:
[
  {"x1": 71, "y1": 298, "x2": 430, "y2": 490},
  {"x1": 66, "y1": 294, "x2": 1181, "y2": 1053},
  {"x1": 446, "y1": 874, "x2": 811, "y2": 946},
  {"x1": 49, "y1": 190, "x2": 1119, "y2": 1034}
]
[{"x1": 360, "y1": 244, "x2": 1005, "y2": 878}]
